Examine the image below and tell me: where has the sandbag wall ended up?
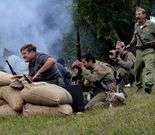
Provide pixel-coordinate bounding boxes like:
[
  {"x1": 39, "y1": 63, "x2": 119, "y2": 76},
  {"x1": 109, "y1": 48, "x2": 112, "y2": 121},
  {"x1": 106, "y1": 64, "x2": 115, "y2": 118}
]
[{"x1": 0, "y1": 71, "x2": 73, "y2": 117}]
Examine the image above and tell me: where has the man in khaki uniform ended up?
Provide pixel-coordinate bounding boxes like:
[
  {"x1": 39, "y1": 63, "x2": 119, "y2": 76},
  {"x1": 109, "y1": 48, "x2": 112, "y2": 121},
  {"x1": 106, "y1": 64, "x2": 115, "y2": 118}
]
[
  {"x1": 73, "y1": 53, "x2": 117, "y2": 109},
  {"x1": 127, "y1": 7, "x2": 155, "y2": 94},
  {"x1": 115, "y1": 41, "x2": 135, "y2": 87}
]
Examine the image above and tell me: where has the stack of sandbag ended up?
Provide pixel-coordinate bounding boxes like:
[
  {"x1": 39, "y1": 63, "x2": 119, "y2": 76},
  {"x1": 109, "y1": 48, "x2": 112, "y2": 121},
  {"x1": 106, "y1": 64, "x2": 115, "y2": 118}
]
[
  {"x1": 20, "y1": 82, "x2": 73, "y2": 116},
  {"x1": 0, "y1": 104, "x2": 18, "y2": 117},
  {"x1": 0, "y1": 71, "x2": 73, "y2": 117},
  {"x1": 23, "y1": 104, "x2": 73, "y2": 116},
  {"x1": 0, "y1": 71, "x2": 14, "y2": 87},
  {"x1": 1, "y1": 86, "x2": 23, "y2": 111},
  {"x1": 0, "y1": 88, "x2": 7, "y2": 107},
  {"x1": 0, "y1": 71, "x2": 21, "y2": 116}
]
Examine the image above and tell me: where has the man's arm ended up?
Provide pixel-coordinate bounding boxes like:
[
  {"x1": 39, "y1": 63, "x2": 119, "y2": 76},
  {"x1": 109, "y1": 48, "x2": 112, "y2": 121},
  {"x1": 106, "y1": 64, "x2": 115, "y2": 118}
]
[
  {"x1": 116, "y1": 53, "x2": 135, "y2": 70},
  {"x1": 32, "y1": 57, "x2": 56, "y2": 81},
  {"x1": 150, "y1": 21, "x2": 155, "y2": 33},
  {"x1": 127, "y1": 24, "x2": 138, "y2": 48},
  {"x1": 75, "y1": 60, "x2": 110, "y2": 82},
  {"x1": 127, "y1": 36, "x2": 137, "y2": 48}
]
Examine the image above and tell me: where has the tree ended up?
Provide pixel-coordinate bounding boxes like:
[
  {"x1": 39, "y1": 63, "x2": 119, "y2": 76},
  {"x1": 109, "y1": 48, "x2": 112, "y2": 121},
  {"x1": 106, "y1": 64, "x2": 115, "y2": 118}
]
[{"x1": 62, "y1": 0, "x2": 153, "y2": 63}]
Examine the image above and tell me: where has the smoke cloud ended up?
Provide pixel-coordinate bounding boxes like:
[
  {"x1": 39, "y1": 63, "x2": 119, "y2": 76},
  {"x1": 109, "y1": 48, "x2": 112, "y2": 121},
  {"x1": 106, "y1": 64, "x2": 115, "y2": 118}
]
[{"x1": 0, "y1": 0, "x2": 73, "y2": 64}]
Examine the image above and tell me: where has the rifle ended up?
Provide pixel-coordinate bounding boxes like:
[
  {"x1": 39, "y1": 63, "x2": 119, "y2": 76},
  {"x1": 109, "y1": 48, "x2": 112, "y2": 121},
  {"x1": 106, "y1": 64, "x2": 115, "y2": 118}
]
[
  {"x1": 5, "y1": 60, "x2": 32, "y2": 84},
  {"x1": 76, "y1": 26, "x2": 81, "y2": 61},
  {"x1": 71, "y1": 27, "x2": 83, "y2": 83},
  {"x1": 23, "y1": 74, "x2": 32, "y2": 84},
  {"x1": 5, "y1": 60, "x2": 17, "y2": 75},
  {"x1": 76, "y1": 27, "x2": 82, "y2": 75}
]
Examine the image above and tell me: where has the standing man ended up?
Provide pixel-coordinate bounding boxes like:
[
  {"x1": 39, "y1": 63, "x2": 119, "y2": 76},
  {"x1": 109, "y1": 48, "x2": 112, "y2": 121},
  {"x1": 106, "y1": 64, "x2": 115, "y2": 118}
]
[
  {"x1": 20, "y1": 44, "x2": 65, "y2": 87},
  {"x1": 114, "y1": 41, "x2": 135, "y2": 87},
  {"x1": 73, "y1": 53, "x2": 117, "y2": 109},
  {"x1": 127, "y1": 7, "x2": 155, "y2": 94}
]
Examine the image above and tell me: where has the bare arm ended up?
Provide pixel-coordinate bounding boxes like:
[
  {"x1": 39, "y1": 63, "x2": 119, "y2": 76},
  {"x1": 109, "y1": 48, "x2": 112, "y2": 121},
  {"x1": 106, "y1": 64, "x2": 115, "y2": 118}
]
[
  {"x1": 37, "y1": 57, "x2": 55, "y2": 74},
  {"x1": 129, "y1": 36, "x2": 137, "y2": 46}
]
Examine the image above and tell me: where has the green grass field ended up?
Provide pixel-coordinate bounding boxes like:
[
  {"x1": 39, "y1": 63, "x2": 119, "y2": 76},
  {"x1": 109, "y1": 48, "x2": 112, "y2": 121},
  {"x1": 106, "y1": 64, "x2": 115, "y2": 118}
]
[{"x1": 0, "y1": 87, "x2": 155, "y2": 135}]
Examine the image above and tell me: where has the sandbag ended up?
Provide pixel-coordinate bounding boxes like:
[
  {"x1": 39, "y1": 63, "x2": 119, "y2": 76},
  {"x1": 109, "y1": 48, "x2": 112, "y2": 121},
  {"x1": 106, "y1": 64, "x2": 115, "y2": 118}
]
[
  {"x1": 0, "y1": 99, "x2": 7, "y2": 106},
  {"x1": 0, "y1": 88, "x2": 4, "y2": 98},
  {"x1": 20, "y1": 82, "x2": 73, "y2": 106},
  {"x1": 0, "y1": 104, "x2": 18, "y2": 117},
  {"x1": 1, "y1": 86, "x2": 23, "y2": 111},
  {"x1": 23, "y1": 103, "x2": 73, "y2": 116},
  {"x1": 0, "y1": 71, "x2": 14, "y2": 86},
  {"x1": 9, "y1": 79, "x2": 24, "y2": 90}
]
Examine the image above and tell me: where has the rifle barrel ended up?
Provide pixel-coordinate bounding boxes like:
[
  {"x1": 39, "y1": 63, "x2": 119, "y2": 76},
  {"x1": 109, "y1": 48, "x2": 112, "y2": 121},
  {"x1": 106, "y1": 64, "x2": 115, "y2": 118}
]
[
  {"x1": 5, "y1": 60, "x2": 17, "y2": 75},
  {"x1": 76, "y1": 27, "x2": 81, "y2": 61}
]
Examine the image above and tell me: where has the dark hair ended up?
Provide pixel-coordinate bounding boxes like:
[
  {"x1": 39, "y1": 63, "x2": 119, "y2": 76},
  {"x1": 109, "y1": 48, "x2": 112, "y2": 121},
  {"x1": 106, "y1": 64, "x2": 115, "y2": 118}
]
[
  {"x1": 20, "y1": 44, "x2": 36, "y2": 52},
  {"x1": 81, "y1": 53, "x2": 96, "y2": 63}
]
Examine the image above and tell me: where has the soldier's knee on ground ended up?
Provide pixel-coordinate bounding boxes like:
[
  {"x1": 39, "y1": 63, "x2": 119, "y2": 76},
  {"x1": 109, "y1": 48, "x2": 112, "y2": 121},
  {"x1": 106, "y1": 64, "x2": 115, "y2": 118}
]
[{"x1": 85, "y1": 92, "x2": 107, "y2": 109}]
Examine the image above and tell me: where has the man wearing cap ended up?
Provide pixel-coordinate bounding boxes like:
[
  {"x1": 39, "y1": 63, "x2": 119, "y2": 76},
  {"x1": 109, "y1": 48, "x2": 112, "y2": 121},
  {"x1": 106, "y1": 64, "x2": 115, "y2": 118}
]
[
  {"x1": 127, "y1": 7, "x2": 155, "y2": 94},
  {"x1": 114, "y1": 41, "x2": 135, "y2": 87}
]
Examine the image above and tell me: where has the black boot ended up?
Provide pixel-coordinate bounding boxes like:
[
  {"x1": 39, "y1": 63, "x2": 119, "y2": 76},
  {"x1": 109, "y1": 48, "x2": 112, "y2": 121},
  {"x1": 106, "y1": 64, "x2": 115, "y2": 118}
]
[{"x1": 145, "y1": 83, "x2": 153, "y2": 94}]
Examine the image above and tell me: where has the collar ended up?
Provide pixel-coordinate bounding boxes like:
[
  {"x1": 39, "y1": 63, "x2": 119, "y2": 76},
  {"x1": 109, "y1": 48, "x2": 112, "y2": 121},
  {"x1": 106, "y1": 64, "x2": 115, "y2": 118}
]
[{"x1": 138, "y1": 19, "x2": 149, "y2": 29}]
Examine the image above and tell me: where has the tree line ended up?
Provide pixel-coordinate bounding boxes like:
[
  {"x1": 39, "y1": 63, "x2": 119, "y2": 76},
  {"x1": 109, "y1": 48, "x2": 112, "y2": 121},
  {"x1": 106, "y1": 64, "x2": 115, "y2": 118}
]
[{"x1": 61, "y1": 0, "x2": 153, "y2": 65}]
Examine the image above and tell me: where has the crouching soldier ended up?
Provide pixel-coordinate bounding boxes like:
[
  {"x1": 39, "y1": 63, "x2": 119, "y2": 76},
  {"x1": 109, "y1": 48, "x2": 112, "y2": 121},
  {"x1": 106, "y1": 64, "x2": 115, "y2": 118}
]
[
  {"x1": 73, "y1": 53, "x2": 117, "y2": 109},
  {"x1": 110, "y1": 41, "x2": 135, "y2": 87},
  {"x1": 20, "y1": 44, "x2": 65, "y2": 88}
]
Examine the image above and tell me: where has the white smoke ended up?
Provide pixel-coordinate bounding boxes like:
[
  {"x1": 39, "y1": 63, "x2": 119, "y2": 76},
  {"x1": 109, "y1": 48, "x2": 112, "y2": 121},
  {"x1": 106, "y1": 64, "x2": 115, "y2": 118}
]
[{"x1": 0, "y1": 0, "x2": 73, "y2": 64}]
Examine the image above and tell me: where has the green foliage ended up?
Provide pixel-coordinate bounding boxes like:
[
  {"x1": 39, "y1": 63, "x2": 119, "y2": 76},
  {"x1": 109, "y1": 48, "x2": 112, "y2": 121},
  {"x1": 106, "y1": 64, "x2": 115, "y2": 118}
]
[
  {"x1": 62, "y1": 0, "x2": 153, "y2": 62},
  {"x1": 0, "y1": 88, "x2": 155, "y2": 135}
]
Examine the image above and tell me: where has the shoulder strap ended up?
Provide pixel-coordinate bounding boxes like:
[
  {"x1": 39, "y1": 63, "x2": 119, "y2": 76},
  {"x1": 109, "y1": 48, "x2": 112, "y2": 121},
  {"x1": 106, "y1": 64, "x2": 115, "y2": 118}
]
[
  {"x1": 121, "y1": 51, "x2": 128, "y2": 60},
  {"x1": 136, "y1": 30, "x2": 145, "y2": 46}
]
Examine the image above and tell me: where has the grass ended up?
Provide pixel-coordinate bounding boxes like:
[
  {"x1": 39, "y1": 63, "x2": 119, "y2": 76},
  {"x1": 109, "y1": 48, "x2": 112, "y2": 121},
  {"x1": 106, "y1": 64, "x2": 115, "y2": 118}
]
[{"x1": 0, "y1": 86, "x2": 155, "y2": 135}]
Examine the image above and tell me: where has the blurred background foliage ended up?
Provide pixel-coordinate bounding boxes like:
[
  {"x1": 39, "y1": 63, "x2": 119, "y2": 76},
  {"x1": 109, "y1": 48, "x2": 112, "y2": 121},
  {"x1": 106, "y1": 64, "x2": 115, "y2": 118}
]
[{"x1": 61, "y1": 0, "x2": 153, "y2": 66}]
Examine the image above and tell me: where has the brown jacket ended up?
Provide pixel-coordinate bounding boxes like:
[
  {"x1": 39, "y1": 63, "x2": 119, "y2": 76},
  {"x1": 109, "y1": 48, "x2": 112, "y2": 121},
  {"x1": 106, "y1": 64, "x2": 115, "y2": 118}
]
[
  {"x1": 117, "y1": 51, "x2": 135, "y2": 70},
  {"x1": 81, "y1": 61, "x2": 116, "y2": 91}
]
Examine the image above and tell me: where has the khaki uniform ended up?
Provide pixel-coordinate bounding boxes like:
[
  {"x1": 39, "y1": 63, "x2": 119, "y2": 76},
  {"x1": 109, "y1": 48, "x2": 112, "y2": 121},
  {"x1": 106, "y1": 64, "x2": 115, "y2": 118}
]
[
  {"x1": 117, "y1": 50, "x2": 135, "y2": 85},
  {"x1": 81, "y1": 61, "x2": 117, "y2": 109},
  {"x1": 133, "y1": 20, "x2": 155, "y2": 87}
]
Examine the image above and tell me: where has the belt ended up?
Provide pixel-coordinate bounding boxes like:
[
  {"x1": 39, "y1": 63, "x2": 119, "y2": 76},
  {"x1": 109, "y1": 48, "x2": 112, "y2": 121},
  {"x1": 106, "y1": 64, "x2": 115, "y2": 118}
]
[{"x1": 136, "y1": 43, "x2": 155, "y2": 50}]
